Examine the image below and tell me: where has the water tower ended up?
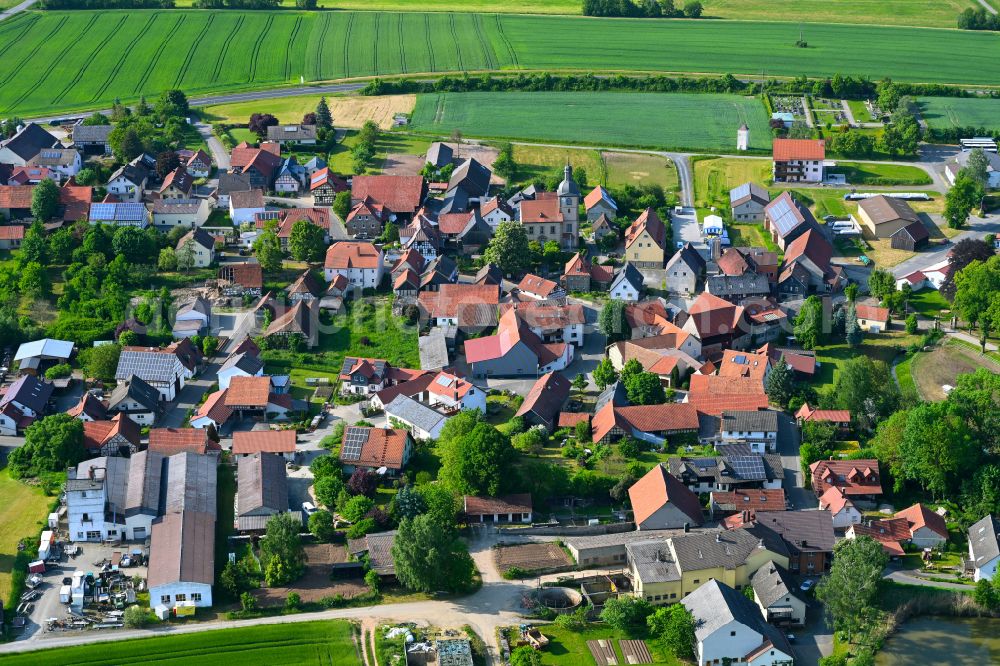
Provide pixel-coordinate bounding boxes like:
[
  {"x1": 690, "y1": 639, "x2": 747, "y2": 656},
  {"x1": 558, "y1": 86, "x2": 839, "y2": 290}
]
[{"x1": 737, "y1": 123, "x2": 749, "y2": 151}]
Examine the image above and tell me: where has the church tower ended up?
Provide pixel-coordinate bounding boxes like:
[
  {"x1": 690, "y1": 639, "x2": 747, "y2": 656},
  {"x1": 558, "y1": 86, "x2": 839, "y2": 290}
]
[{"x1": 557, "y1": 164, "x2": 580, "y2": 248}]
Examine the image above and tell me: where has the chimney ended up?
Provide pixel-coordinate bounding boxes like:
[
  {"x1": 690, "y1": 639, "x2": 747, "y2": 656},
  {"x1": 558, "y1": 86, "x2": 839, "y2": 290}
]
[
  {"x1": 684, "y1": 522, "x2": 690, "y2": 533},
  {"x1": 88, "y1": 466, "x2": 95, "y2": 480},
  {"x1": 716, "y1": 533, "x2": 722, "y2": 543},
  {"x1": 757, "y1": 538, "x2": 765, "y2": 549}
]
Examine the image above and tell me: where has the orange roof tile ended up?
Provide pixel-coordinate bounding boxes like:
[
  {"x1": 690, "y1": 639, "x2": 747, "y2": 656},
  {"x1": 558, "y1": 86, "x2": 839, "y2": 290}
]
[
  {"x1": 625, "y1": 208, "x2": 666, "y2": 250},
  {"x1": 225, "y1": 376, "x2": 272, "y2": 407},
  {"x1": 628, "y1": 464, "x2": 703, "y2": 527},
  {"x1": 773, "y1": 138, "x2": 825, "y2": 161},
  {"x1": 894, "y1": 503, "x2": 948, "y2": 540},
  {"x1": 232, "y1": 429, "x2": 297, "y2": 455},
  {"x1": 324, "y1": 241, "x2": 381, "y2": 270}
]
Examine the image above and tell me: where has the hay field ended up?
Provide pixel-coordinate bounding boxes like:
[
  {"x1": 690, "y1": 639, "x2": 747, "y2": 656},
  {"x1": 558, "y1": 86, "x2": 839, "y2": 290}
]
[{"x1": 204, "y1": 94, "x2": 416, "y2": 128}]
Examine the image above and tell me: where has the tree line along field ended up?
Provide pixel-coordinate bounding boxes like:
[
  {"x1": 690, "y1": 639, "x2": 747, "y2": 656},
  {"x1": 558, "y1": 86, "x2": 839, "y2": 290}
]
[
  {"x1": 0, "y1": 10, "x2": 998, "y2": 117},
  {"x1": 0, "y1": 620, "x2": 360, "y2": 666},
  {"x1": 410, "y1": 91, "x2": 772, "y2": 153},
  {"x1": 166, "y1": 0, "x2": 975, "y2": 28},
  {"x1": 918, "y1": 96, "x2": 1000, "y2": 131}
]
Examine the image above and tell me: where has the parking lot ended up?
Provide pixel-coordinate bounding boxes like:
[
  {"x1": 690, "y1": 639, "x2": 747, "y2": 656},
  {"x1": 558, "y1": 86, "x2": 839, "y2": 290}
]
[{"x1": 17, "y1": 540, "x2": 148, "y2": 641}]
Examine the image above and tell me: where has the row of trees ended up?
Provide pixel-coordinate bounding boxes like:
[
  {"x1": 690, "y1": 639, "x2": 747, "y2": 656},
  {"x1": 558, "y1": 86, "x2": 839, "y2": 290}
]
[
  {"x1": 957, "y1": 7, "x2": 1000, "y2": 30},
  {"x1": 582, "y1": 0, "x2": 702, "y2": 18}
]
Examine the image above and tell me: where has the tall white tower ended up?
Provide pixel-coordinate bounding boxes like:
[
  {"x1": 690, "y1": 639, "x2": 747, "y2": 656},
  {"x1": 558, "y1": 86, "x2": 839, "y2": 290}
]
[{"x1": 737, "y1": 123, "x2": 749, "y2": 151}]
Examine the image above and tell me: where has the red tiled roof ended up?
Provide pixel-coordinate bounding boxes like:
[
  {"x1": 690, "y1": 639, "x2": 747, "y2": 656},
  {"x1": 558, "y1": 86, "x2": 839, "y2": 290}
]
[
  {"x1": 519, "y1": 197, "x2": 562, "y2": 224},
  {"x1": 232, "y1": 429, "x2": 297, "y2": 455},
  {"x1": 225, "y1": 376, "x2": 272, "y2": 407},
  {"x1": 309, "y1": 167, "x2": 348, "y2": 193},
  {"x1": 717, "y1": 349, "x2": 770, "y2": 381},
  {"x1": 686, "y1": 374, "x2": 768, "y2": 417},
  {"x1": 895, "y1": 503, "x2": 948, "y2": 540},
  {"x1": 438, "y1": 212, "x2": 474, "y2": 235},
  {"x1": 818, "y1": 486, "x2": 854, "y2": 515},
  {"x1": 773, "y1": 138, "x2": 825, "y2": 161},
  {"x1": 419, "y1": 283, "x2": 499, "y2": 324},
  {"x1": 325, "y1": 241, "x2": 381, "y2": 270},
  {"x1": 784, "y1": 229, "x2": 832, "y2": 272},
  {"x1": 558, "y1": 412, "x2": 591, "y2": 428},
  {"x1": 192, "y1": 388, "x2": 233, "y2": 426},
  {"x1": 850, "y1": 518, "x2": 910, "y2": 556},
  {"x1": 0, "y1": 225, "x2": 24, "y2": 240},
  {"x1": 685, "y1": 292, "x2": 743, "y2": 341},
  {"x1": 219, "y1": 263, "x2": 263, "y2": 289},
  {"x1": 518, "y1": 273, "x2": 559, "y2": 297},
  {"x1": 809, "y1": 459, "x2": 883, "y2": 497},
  {"x1": 795, "y1": 403, "x2": 850, "y2": 423},
  {"x1": 351, "y1": 175, "x2": 425, "y2": 214},
  {"x1": 279, "y1": 207, "x2": 330, "y2": 237},
  {"x1": 717, "y1": 248, "x2": 750, "y2": 276},
  {"x1": 464, "y1": 493, "x2": 532, "y2": 516},
  {"x1": 464, "y1": 308, "x2": 563, "y2": 366},
  {"x1": 0, "y1": 185, "x2": 34, "y2": 209},
  {"x1": 855, "y1": 304, "x2": 889, "y2": 323},
  {"x1": 629, "y1": 464, "x2": 704, "y2": 527},
  {"x1": 148, "y1": 427, "x2": 218, "y2": 455},
  {"x1": 339, "y1": 426, "x2": 410, "y2": 469},
  {"x1": 515, "y1": 372, "x2": 571, "y2": 424},
  {"x1": 712, "y1": 489, "x2": 786, "y2": 513},
  {"x1": 82, "y1": 414, "x2": 140, "y2": 451},
  {"x1": 60, "y1": 184, "x2": 92, "y2": 221},
  {"x1": 625, "y1": 208, "x2": 666, "y2": 249}
]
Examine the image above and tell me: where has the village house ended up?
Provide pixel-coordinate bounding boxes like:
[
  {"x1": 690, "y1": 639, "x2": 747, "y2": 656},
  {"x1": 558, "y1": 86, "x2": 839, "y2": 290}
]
[
  {"x1": 772, "y1": 138, "x2": 825, "y2": 183},
  {"x1": 176, "y1": 228, "x2": 215, "y2": 268},
  {"x1": 213, "y1": 172, "x2": 252, "y2": 209},
  {"x1": 67, "y1": 392, "x2": 108, "y2": 422},
  {"x1": 893, "y1": 503, "x2": 949, "y2": 549},
  {"x1": 185, "y1": 149, "x2": 212, "y2": 178},
  {"x1": 229, "y1": 189, "x2": 266, "y2": 225},
  {"x1": 501, "y1": 301, "x2": 585, "y2": 347},
  {"x1": 706, "y1": 272, "x2": 771, "y2": 304},
  {"x1": 607, "y1": 324, "x2": 703, "y2": 375},
  {"x1": 229, "y1": 141, "x2": 281, "y2": 190},
  {"x1": 750, "y1": 562, "x2": 807, "y2": 627},
  {"x1": 107, "y1": 375, "x2": 160, "y2": 426},
  {"x1": 218, "y1": 263, "x2": 264, "y2": 298},
  {"x1": 277, "y1": 207, "x2": 330, "y2": 251},
  {"x1": 436, "y1": 210, "x2": 493, "y2": 252},
  {"x1": 324, "y1": 241, "x2": 384, "y2": 289},
  {"x1": 855, "y1": 302, "x2": 890, "y2": 333},
  {"x1": 160, "y1": 167, "x2": 195, "y2": 199},
  {"x1": 630, "y1": 461, "x2": 704, "y2": 531},
  {"x1": 686, "y1": 375, "x2": 769, "y2": 418},
  {"x1": 153, "y1": 199, "x2": 211, "y2": 230},
  {"x1": 0, "y1": 224, "x2": 24, "y2": 249},
  {"x1": 751, "y1": 510, "x2": 836, "y2": 574},
  {"x1": 609, "y1": 263, "x2": 645, "y2": 301},
  {"x1": 418, "y1": 283, "x2": 499, "y2": 332},
  {"x1": 584, "y1": 185, "x2": 618, "y2": 222},
  {"x1": 763, "y1": 191, "x2": 819, "y2": 251},
  {"x1": 339, "y1": 425, "x2": 414, "y2": 476},
  {"x1": 664, "y1": 243, "x2": 706, "y2": 295},
  {"x1": 729, "y1": 182, "x2": 770, "y2": 222},
  {"x1": 82, "y1": 414, "x2": 142, "y2": 457},
  {"x1": 274, "y1": 158, "x2": 304, "y2": 194},
  {"x1": 28, "y1": 148, "x2": 82, "y2": 180},
  {"x1": 515, "y1": 372, "x2": 571, "y2": 432},
  {"x1": 818, "y1": 486, "x2": 863, "y2": 528},
  {"x1": 351, "y1": 175, "x2": 427, "y2": 222},
  {"x1": 890, "y1": 221, "x2": 930, "y2": 252},
  {"x1": 681, "y1": 291, "x2": 751, "y2": 359},
  {"x1": 969, "y1": 515, "x2": 1000, "y2": 582},
  {"x1": 592, "y1": 212, "x2": 616, "y2": 241},
  {"x1": 400, "y1": 215, "x2": 442, "y2": 261},
  {"x1": 343, "y1": 196, "x2": 389, "y2": 238},
  {"x1": 310, "y1": 167, "x2": 348, "y2": 205},
  {"x1": 190, "y1": 389, "x2": 233, "y2": 431},
  {"x1": 106, "y1": 158, "x2": 149, "y2": 202},
  {"x1": 795, "y1": 403, "x2": 851, "y2": 432},
  {"x1": 266, "y1": 124, "x2": 317, "y2": 146},
  {"x1": 562, "y1": 252, "x2": 613, "y2": 293},
  {"x1": 479, "y1": 196, "x2": 513, "y2": 229},
  {"x1": 628, "y1": 526, "x2": 789, "y2": 605},
  {"x1": 72, "y1": 122, "x2": 113, "y2": 155},
  {"x1": 717, "y1": 409, "x2": 779, "y2": 453},
  {"x1": 218, "y1": 351, "x2": 264, "y2": 390},
  {"x1": 682, "y1": 580, "x2": 796, "y2": 666},
  {"x1": 516, "y1": 273, "x2": 565, "y2": 301},
  {"x1": 593, "y1": 402, "x2": 700, "y2": 446},
  {"x1": 710, "y1": 488, "x2": 786, "y2": 524},
  {"x1": 464, "y1": 308, "x2": 573, "y2": 378},
  {"x1": 173, "y1": 295, "x2": 212, "y2": 338},
  {"x1": 808, "y1": 459, "x2": 883, "y2": 507},
  {"x1": 625, "y1": 208, "x2": 668, "y2": 268},
  {"x1": 338, "y1": 357, "x2": 424, "y2": 397},
  {"x1": 0, "y1": 123, "x2": 61, "y2": 166},
  {"x1": 149, "y1": 427, "x2": 219, "y2": 456},
  {"x1": 0, "y1": 375, "x2": 54, "y2": 432},
  {"x1": 778, "y1": 228, "x2": 844, "y2": 296},
  {"x1": 384, "y1": 394, "x2": 447, "y2": 440}
]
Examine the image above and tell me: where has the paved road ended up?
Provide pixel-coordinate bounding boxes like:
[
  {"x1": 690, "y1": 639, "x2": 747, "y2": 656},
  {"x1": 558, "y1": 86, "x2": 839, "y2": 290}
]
[
  {"x1": 0, "y1": 0, "x2": 36, "y2": 22},
  {"x1": 777, "y1": 412, "x2": 813, "y2": 510},
  {"x1": 160, "y1": 360, "x2": 221, "y2": 428},
  {"x1": 891, "y1": 215, "x2": 1000, "y2": 278},
  {"x1": 195, "y1": 122, "x2": 230, "y2": 171}
]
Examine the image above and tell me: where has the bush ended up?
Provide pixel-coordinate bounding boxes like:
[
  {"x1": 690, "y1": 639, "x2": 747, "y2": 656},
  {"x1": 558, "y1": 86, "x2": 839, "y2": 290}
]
[
  {"x1": 285, "y1": 591, "x2": 301, "y2": 610},
  {"x1": 44, "y1": 363, "x2": 72, "y2": 380},
  {"x1": 123, "y1": 605, "x2": 152, "y2": 628},
  {"x1": 347, "y1": 517, "x2": 377, "y2": 539},
  {"x1": 502, "y1": 566, "x2": 529, "y2": 580},
  {"x1": 240, "y1": 591, "x2": 258, "y2": 611},
  {"x1": 341, "y1": 495, "x2": 375, "y2": 523},
  {"x1": 365, "y1": 569, "x2": 381, "y2": 594}
]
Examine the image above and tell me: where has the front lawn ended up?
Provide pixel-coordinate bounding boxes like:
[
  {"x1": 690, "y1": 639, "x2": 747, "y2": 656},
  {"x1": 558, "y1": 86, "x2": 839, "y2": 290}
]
[
  {"x1": 0, "y1": 468, "x2": 54, "y2": 604},
  {"x1": 907, "y1": 289, "x2": 952, "y2": 318},
  {"x1": 813, "y1": 331, "x2": 922, "y2": 389},
  {"x1": 828, "y1": 162, "x2": 931, "y2": 187}
]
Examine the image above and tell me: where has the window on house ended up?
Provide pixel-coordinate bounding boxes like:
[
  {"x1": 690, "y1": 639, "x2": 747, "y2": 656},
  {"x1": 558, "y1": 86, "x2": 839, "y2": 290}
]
[
  {"x1": 175, "y1": 594, "x2": 187, "y2": 602},
  {"x1": 192, "y1": 593, "x2": 202, "y2": 602},
  {"x1": 160, "y1": 595, "x2": 171, "y2": 603}
]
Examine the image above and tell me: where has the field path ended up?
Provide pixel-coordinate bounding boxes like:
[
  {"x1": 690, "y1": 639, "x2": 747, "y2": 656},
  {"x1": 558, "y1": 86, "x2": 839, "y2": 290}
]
[
  {"x1": 976, "y1": 0, "x2": 998, "y2": 14},
  {"x1": 0, "y1": 0, "x2": 37, "y2": 23}
]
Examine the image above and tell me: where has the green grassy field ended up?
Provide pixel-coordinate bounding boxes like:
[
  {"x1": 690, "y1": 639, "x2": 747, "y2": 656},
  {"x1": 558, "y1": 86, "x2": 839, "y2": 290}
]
[
  {"x1": 827, "y1": 162, "x2": 932, "y2": 186},
  {"x1": 410, "y1": 92, "x2": 772, "y2": 152},
  {"x1": 169, "y1": 0, "x2": 974, "y2": 26},
  {"x1": 0, "y1": 468, "x2": 53, "y2": 603},
  {"x1": 0, "y1": 620, "x2": 360, "y2": 666},
  {"x1": 692, "y1": 156, "x2": 772, "y2": 209},
  {"x1": 919, "y1": 96, "x2": 1000, "y2": 131},
  {"x1": 0, "y1": 11, "x2": 997, "y2": 117}
]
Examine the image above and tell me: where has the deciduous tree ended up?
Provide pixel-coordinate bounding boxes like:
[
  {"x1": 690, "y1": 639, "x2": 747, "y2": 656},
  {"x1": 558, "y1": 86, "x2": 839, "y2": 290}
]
[
  {"x1": 483, "y1": 221, "x2": 531, "y2": 276},
  {"x1": 816, "y1": 536, "x2": 888, "y2": 642},
  {"x1": 7, "y1": 414, "x2": 85, "y2": 479},
  {"x1": 260, "y1": 512, "x2": 306, "y2": 586},
  {"x1": 288, "y1": 220, "x2": 326, "y2": 262},
  {"x1": 391, "y1": 513, "x2": 476, "y2": 593},
  {"x1": 592, "y1": 357, "x2": 618, "y2": 390},
  {"x1": 30, "y1": 178, "x2": 60, "y2": 222}
]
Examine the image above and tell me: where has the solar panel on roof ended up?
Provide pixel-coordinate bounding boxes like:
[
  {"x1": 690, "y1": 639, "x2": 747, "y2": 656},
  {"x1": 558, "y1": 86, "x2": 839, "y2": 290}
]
[
  {"x1": 342, "y1": 427, "x2": 368, "y2": 460},
  {"x1": 435, "y1": 375, "x2": 453, "y2": 387},
  {"x1": 726, "y1": 455, "x2": 766, "y2": 480}
]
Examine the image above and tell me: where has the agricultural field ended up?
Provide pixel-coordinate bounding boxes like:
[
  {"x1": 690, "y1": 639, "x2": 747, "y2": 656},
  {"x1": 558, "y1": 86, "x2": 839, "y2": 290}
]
[
  {"x1": 0, "y1": 468, "x2": 53, "y2": 604},
  {"x1": 506, "y1": 145, "x2": 679, "y2": 191},
  {"x1": 692, "y1": 157, "x2": 771, "y2": 209},
  {"x1": 0, "y1": 620, "x2": 361, "y2": 666},
  {"x1": 172, "y1": 0, "x2": 973, "y2": 25},
  {"x1": 410, "y1": 92, "x2": 772, "y2": 153},
  {"x1": 0, "y1": 11, "x2": 996, "y2": 117},
  {"x1": 203, "y1": 94, "x2": 417, "y2": 129},
  {"x1": 603, "y1": 152, "x2": 680, "y2": 192},
  {"x1": 918, "y1": 96, "x2": 1000, "y2": 131}
]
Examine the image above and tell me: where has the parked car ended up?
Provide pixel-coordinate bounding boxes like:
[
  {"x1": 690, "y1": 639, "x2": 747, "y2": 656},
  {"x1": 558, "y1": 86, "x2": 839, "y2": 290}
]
[
  {"x1": 301, "y1": 501, "x2": 317, "y2": 516},
  {"x1": 799, "y1": 579, "x2": 816, "y2": 592}
]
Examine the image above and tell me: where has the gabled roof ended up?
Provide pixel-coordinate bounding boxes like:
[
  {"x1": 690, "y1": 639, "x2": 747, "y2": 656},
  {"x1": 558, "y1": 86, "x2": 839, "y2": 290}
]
[
  {"x1": 385, "y1": 394, "x2": 446, "y2": 434},
  {"x1": 267, "y1": 124, "x2": 318, "y2": 142},
  {"x1": 969, "y1": 515, "x2": 1000, "y2": 568},
  {"x1": 720, "y1": 409, "x2": 778, "y2": 433},
  {"x1": 160, "y1": 166, "x2": 194, "y2": 195},
  {"x1": 225, "y1": 376, "x2": 272, "y2": 407},
  {"x1": 772, "y1": 138, "x2": 825, "y2": 161},
  {"x1": 14, "y1": 338, "x2": 72, "y2": 362},
  {"x1": 784, "y1": 228, "x2": 833, "y2": 272},
  {"x1": 751, "y1": 562, "x2": 804, "y2": 610},
  {"x1": 625, "y1": 208, "x2": 666, "y2": 250},
  {"x1": 795, "y1": 402, "x2": 851, "y2": 424},
  {"x1": 464, "y1": 493, "x2": 532, "y2": 516},
  {"x1": 232, "y1": 429, "x2": 296, "y2": 454},
  {"x1": 238, "y1": 452, "x2": 288, "y2": 517},
  {"x1": 192, "y1": 388, "x2": 233, "y2": 426},
  {"x1": 447, "y1": 158, "x2": 491, "y2": 197},
  {"x1": 729, "y1": 182, "x2": 770, "y2": 207},
  {"x1": 564, "y1": 252, "x2": 613, "y2": 283},
  {"x1": 818, "y1": 486, "x2": 855, "y2": 515},
  {"x1": 584, "y1": 185, "x2": 617, "y2": 211},
  {"x1": 685, "y1": 292, "x2": 743, "y2": 341},
  {"x1": 72, "y1": 123, "x2": 113, "y2": 143},
  {"x1": 753, "y1": 510, "x2": 836, "y2": 554},
  {"x1": 718, "y1": 349, "x2": 771, "y2": 381},
  {"x1": 475, "y1": 263, "x2": 503, "y2": 285},
  {"x1": 419, "y1": 283, "x2": 499, "y2": 328},
  {"x1": 855, "y1": 303, "x2": 890, "y2": 323},
  {"x1": 109, "y1": 374, "x2": 160, "y2": 411},
  {"x1": 148, "y1": 427, "x2": 216, "y2": 455},
  {"x1": 517, "y1": 273, "x2": 560, "y2": 298},
  {"x1": 610, "y1": 263, "x2": 644, "y2": 293},
  {"x1": 287, "y1": 270, "x2": 323, "y2": 298},
  {"x1": 891, "y1": 221, "x2": 930, "y2": 244},
  {"x1": 808, "y1": 459, "x2": 882, "y2": 497},
  {"x1": 351, "y1": 175, "x2": 425, "y2": 214},
  {"x1": 519, "y1": 196, "x2": 562, "y2": 224},
  {"x1": 515, "y1": 372, "x2": 571, "y2": 425},
  {"x1": 67, "y1": 392, "x2": 108, "y2": 421},
  {"x1": 325, "y1": 241, "x2": 382, "y2": 270},
  {"x1": 764, "y1": 191, "x2": 813, "y2": 238},
  {"x1": 230, "y1": 189, "x2": 265, "y2": 209},
  {"x1": 686, "y1": 374, "x2": 768, "y2": 417},
  {"x1": 178, "y1": 228, "x2": 214, "y2": 252},
  {"x1": 858, "y1": 195, "x2": 919, "y2": 226},
  {"x1": 82, "y1": 414, "x2": 140, "y2": 452},
  {"x1": 0, "y1": 123, "x2": 60, "y2": 162},
  {"x1": 717, "y1": 247, "x2": 751, "y2": 276},
  {"x1": 309, "y1": 167, "x2": 348, "y2": 193},
  {"x1": 339, "y1": 426, "x2": 411, "y2": 469},
  {"x1": 0, "y1": 374, "x2": 52, "y2": 413},
  {"x1": 895, "y1": 503, "x2": 948, "y2": 540},
  {"x1": 464, "y1": 307, "x2": 563, "y2": 366},
  {"x1": 629, "y1": 463, "x2": 704, "y2": 527},
  {"x1": 148, "y1": 511, "x2": 215, "y2": 589}
]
